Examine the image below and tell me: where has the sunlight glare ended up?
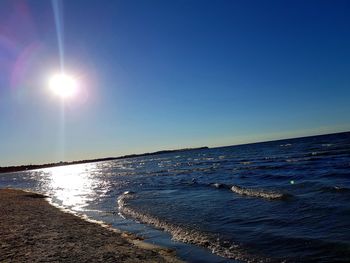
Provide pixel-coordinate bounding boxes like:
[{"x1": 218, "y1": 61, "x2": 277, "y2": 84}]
[
  {"x1": 47, "y1": 164, "x2": 95, "y2": 210},
  {"x1": 49, "y1": 73, "x2": 78, "y2": 98}
]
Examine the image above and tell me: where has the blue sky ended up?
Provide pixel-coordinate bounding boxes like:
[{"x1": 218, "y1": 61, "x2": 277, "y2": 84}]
[{"x1": 1, "y1": 0, "x2": 349, "y2": 166}]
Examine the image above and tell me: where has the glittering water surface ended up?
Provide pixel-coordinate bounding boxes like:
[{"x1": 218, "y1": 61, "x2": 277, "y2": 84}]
[{"x1": 1, "y1": 132, "x2": 350, "y2": 262}]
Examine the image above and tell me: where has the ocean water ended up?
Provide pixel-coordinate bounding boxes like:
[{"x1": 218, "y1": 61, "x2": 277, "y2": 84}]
[{"x1": 1, "y1": 132, "x2": 350, "y2": 262}]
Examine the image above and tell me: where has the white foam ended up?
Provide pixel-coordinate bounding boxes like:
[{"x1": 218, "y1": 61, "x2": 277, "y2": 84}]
[
  {"x1": 117, "y1": 192, "x2": 268, "y2": 262},
  {"x1": 231, "y1": 185, "x2": 288, "y2": 200}
]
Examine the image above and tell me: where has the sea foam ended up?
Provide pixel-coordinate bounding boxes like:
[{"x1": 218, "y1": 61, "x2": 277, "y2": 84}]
[
  {"x1": 117, "y1": 192, "x2": 270, "y2": 262},
  {"x1": 231, "y1": 185, "x2": 289, "y2": 200}
]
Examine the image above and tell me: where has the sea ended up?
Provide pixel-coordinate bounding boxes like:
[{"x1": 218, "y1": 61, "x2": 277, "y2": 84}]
[{"x1": 1, "y1": 132, "x2": 349, "y2": 262}]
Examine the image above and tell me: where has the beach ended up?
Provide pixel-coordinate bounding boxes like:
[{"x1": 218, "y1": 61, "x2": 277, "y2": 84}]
[
  {"x1": 0, "y1": 132, "x2": 349, "y2": 262},
  {"x1": 0, "y1": 188, "x2": 181, "y2": 263}
]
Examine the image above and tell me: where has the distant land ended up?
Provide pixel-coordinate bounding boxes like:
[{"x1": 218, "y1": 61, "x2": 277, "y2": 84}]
[
  {"x1": 1, "y1": 130, "x2": 349, "y2": 174},
  {"x1": 0, "y1": 147, "x2": 209, "y2": 174}
]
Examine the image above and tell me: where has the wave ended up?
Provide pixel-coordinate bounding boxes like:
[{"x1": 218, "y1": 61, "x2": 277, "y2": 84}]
[
  {"x1": 191, "y1": 181, "x2": 291, "y2": 201},
  {"x1": 209, "y1": 182, "x2": 231, "y2": 189},
  {"x1": 305, "y1": 148, "x2": 350, "y2": 158},
  {"x1": 117, "y1": 192, "x2": 271, "y2": 262},
  {"x1": 319, "y1": 186, "x2": 350, "y2": 193},
  {"x1": 207, "y1": 182, "x2": 291, "y2": 200},
  {"x1": 231, "y1": 185, "x2": 290, "y2": 200}
]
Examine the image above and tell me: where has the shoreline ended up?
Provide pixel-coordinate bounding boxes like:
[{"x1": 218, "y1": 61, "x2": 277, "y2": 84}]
[
  {"x1": 0, "y1": 188, "x2": 183, "y2": 262},
  {"x1": 0, "y1": 147, "x2": 209, "y2": 174}
]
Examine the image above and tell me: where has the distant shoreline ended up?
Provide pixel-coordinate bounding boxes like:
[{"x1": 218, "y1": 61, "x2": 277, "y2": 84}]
[
  {"x1": 0, "y1": 147, "x2": 209, "y2": 174},
  {"x1": 1, "y1": 130, "x2": 349, "y2": 174}
]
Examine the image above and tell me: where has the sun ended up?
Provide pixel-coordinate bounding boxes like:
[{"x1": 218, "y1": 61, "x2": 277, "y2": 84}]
[{"x1": 49, "y1": 73, "x2": 78, "y2": 98}]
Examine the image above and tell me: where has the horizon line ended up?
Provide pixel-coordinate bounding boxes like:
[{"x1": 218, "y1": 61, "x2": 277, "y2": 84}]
[{"x1": 1, "y1": 130, "x2": 349, "y2": 169}]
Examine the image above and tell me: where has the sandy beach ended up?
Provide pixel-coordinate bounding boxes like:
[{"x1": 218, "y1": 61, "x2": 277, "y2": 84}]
[{"x1": 0, "y1": 189, "x2": 182, "y2": 263}]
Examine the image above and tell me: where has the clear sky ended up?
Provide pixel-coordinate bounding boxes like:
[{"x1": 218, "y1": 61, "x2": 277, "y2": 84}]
[{"x1": 1, "y1": 0, "x2": 349, "y2": 166}]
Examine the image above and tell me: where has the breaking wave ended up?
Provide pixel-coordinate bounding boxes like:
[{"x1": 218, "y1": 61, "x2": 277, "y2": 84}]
[
  {"x1": 117, "y1": 191, "x2": 271, "y2": 262},
  {"x1": 230, "y1": 185, "x2": 290, "y2": 200},
  {"x1": 207, "y1": 182, "x2": 291, "y2": 200}
]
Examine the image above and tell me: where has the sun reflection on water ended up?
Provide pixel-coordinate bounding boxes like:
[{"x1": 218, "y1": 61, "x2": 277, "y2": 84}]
[{"x1": 44, "y1": 164, "x2": 99, "y2": 211}]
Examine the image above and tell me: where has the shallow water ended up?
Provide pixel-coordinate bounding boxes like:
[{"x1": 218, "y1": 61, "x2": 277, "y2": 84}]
[{"x1": 1, "y1": 132, "x2": 350, "y2": 262}]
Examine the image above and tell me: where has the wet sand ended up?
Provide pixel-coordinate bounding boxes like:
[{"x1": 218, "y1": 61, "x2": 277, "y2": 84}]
[{"x1": 0, "y1": 188, "x2": 182, "y2": 262}]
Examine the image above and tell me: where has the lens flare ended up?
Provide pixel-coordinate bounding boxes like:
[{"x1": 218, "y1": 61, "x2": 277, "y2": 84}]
[{"x1": 49, "y1": 73, "x2": 78, "y2": 98}]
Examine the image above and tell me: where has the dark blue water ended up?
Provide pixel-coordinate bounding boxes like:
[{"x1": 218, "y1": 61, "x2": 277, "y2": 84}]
[{"x1": 1, "y1": 132, "x2": 350, "y2": 262}]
